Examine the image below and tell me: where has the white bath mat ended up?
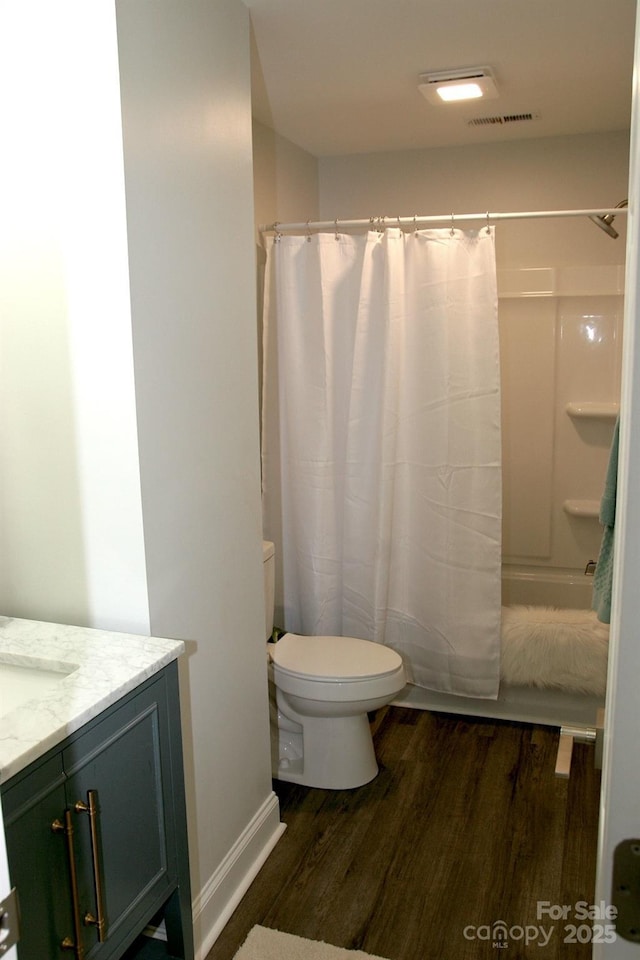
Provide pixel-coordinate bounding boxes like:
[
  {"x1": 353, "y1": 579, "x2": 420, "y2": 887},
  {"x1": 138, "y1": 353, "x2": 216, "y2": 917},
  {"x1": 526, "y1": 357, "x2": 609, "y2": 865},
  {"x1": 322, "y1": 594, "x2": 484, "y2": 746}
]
[
  {"x1": 233, "y1": 925, "x2": 390, "y2": 960},
  {"x1": 500, "y1": 605, "x2": 609, "y2": 695}
]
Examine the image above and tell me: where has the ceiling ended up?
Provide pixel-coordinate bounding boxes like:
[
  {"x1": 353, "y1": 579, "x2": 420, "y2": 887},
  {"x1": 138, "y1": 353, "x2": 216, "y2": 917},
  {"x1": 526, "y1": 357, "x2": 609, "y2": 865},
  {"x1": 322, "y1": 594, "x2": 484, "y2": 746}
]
[{"x1": 247, "y1": 0, "x2": 637, "y2": 157}]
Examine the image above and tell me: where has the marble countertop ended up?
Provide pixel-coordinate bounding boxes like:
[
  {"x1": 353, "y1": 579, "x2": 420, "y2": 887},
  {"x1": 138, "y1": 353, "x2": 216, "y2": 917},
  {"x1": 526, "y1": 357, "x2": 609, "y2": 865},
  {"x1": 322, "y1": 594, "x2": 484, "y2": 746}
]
[{"x1": 0, "y1": 616, "x2": 184, "y2": 785}]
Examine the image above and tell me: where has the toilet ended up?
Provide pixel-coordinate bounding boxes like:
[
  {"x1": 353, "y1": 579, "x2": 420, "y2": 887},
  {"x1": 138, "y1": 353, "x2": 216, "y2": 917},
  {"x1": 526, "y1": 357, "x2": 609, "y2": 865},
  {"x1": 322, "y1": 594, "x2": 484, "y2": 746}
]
[{"x1": 263, "y1": 540, "x2": 406, "y2": 789}]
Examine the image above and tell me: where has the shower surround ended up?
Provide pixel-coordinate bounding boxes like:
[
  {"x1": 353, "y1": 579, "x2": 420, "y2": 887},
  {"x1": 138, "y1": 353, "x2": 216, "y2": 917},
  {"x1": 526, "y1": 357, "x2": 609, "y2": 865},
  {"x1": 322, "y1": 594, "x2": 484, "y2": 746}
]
[{"x1": 499, "y1": 264, "x2": 623, "y2": 602}]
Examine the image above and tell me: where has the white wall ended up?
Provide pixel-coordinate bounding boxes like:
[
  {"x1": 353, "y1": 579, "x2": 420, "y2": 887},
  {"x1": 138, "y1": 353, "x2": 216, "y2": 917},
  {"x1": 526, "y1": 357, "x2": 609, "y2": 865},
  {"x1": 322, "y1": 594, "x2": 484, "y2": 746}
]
[
  {"x1": 0, "y1": 1, "x2": 149, "y2": 633},
  {"x1": 319, "y1": 131, "x2": 630, "y2": 268},
  {"x1": 115, "y1": 1, "x2": 278, "y2": 952},
  {"x1": 1, "y1": 2, "x2": 281, "y2": 956},
  {"x1": 253, "y1": 120, "x2": 320, "y2": 234}
]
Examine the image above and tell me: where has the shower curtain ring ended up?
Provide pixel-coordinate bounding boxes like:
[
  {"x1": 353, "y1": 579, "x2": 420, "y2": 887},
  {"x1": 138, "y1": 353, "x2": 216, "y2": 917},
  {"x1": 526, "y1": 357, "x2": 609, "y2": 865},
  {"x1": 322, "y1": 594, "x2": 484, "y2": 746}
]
[
  {"x1": 450, "y1": 213, "x2": 455, "y2": 236},
  {"x1": 486, "y1": 211, "x2": 491, "y2": 234},
  {"x1": 306, "y1": 220, "x2": 312, "y2": 241},
  {"x1": 334, "y1": 218, "x2": 339, "y2": 240},
  {"x1": 413, "y1": 215, "x2": 418, "y2": 235}
]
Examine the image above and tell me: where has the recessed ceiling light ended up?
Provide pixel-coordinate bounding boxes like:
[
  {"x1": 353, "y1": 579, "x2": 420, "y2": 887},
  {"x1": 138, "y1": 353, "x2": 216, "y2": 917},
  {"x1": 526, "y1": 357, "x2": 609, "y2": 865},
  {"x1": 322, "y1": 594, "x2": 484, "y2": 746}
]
[
  {"x1": 418, "y1": 67, "x2": 499, "y2": 105},
  {"x1": 437, "y1": 82, "x2": 484, "y2": 102}
]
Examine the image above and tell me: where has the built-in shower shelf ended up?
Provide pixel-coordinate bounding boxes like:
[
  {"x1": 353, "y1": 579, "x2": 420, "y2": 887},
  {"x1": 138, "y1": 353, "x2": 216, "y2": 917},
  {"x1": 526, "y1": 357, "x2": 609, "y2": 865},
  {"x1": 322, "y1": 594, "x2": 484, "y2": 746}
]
[
  {"x1": 566, "y1": 401, "x2": 619, "y2": 420},
  {"x1": 563, "y1": 499, "x2": 600, "y2": 519}
]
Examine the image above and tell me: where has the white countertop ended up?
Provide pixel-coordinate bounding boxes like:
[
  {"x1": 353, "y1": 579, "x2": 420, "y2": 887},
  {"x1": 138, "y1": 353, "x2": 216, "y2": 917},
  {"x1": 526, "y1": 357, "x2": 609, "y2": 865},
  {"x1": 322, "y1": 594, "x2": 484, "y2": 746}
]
[{"x1": 0, "y1": 616, "x2": 184, "y2": 785}]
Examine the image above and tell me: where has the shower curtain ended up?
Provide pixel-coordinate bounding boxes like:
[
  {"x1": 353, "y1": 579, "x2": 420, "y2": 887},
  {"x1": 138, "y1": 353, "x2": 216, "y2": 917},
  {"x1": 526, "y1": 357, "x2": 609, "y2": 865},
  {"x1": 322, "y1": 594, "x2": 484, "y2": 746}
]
[{"x1": 261, "y1": 227, "x2": 502, "y2": 698}]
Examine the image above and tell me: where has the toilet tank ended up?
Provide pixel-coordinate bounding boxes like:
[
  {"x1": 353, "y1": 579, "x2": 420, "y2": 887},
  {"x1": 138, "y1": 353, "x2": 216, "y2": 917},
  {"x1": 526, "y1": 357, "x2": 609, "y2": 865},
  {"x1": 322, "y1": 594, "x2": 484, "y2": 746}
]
[{"x1": 262, "y1": 540, "x2": 275, "y2": 640}]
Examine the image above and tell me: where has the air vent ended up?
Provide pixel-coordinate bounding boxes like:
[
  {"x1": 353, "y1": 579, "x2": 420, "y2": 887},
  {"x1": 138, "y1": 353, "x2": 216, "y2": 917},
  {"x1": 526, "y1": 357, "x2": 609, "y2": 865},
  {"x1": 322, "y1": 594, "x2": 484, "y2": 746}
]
[{"x1": 468, "y1": 112, "x2": 541, "y2": 127}]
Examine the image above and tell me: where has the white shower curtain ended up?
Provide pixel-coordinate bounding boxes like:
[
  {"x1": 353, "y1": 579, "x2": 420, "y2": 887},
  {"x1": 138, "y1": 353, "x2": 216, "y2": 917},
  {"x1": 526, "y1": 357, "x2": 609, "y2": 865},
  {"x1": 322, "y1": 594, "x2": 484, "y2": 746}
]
[{"x1": 261, "y1": 227, "x2": 502, "y2": 698}]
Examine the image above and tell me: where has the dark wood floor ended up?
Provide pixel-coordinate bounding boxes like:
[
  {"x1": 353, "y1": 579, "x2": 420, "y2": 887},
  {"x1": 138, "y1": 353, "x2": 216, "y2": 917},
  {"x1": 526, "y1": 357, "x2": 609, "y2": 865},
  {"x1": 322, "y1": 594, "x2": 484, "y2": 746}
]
[{"x1": 206, "y1": 706, "x2": 601, "y2": 960}]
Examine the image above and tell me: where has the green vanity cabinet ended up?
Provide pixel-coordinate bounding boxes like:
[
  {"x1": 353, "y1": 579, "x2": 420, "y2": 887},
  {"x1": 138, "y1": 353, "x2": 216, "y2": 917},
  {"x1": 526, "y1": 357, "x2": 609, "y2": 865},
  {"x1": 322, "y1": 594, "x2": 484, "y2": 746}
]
[{"x1": 2, "y1": 662, "x2": 193, "y2": 960}]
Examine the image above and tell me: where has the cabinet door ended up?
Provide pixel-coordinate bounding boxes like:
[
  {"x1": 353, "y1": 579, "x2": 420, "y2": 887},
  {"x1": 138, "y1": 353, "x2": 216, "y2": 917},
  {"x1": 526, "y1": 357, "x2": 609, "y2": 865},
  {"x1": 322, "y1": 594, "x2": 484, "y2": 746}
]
[
  {"x1": 3, "y1": 754, "x2": 75, "y2": 960},
  {"x1": 63, "y1": 676, "x2": 176, "y2": 959}
]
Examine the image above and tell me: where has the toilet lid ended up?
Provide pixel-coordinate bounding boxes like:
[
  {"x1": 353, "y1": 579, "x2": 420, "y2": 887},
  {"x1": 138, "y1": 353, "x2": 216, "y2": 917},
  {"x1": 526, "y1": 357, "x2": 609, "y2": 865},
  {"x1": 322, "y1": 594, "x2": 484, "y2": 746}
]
[{"x1": 271, "y1": 633, "x2": 403, "y2": 682}]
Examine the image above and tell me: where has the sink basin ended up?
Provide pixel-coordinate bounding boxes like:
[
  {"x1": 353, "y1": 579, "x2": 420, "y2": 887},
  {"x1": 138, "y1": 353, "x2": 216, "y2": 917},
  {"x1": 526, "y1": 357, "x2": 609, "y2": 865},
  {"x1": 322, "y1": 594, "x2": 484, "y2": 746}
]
[{"x1": 0, "y1": 658, "x2": 77, "y2": 716}]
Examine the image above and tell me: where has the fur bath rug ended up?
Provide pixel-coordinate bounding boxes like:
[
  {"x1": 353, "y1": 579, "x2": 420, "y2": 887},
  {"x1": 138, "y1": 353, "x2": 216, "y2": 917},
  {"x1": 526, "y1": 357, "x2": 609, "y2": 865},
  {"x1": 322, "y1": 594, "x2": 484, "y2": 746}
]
[{"x1": 500, "y1": 606, "x2": 609, "y2": 696}]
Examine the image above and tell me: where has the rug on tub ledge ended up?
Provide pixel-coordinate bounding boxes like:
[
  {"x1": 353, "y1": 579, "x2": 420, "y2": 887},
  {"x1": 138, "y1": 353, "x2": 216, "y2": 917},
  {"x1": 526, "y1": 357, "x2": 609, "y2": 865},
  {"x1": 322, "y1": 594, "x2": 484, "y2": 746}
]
[
  {"x1": 500, "y1": 605, "x2": 609, "y2": 696},
  {"x1": 232, "y1": 925, "x2": 391, "y2": 960}
]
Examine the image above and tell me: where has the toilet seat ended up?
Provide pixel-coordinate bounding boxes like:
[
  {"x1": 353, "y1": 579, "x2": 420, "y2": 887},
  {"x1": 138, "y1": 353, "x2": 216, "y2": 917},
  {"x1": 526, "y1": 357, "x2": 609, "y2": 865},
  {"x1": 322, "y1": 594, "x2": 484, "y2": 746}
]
[
  {"x1": 271, "y1": 633, "x2": 403, "y2": 682},
  {"x1": 270, "y1": 633, "x2": 406, "y2": 704}
]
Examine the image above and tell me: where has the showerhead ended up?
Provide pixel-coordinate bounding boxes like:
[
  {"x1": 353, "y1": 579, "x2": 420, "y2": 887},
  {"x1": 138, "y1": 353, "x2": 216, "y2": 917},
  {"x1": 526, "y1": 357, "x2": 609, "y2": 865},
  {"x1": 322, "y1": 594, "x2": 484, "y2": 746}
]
[{"x1": 589, "y1": 200, "x2": 628, "y2": 239}]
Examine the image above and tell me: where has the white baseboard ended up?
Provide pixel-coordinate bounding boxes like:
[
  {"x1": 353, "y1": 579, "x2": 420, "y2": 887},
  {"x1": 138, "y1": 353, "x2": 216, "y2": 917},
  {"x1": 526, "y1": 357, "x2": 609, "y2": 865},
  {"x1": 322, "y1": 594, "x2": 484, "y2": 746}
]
[{"x1": 193, "y1": 791, "x2": 286, "y2": 960}]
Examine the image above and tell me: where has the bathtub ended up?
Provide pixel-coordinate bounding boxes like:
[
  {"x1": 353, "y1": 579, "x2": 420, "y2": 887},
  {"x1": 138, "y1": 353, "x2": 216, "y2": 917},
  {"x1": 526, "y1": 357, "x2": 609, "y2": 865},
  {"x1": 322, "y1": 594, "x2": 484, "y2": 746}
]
[
  {"x1": 501, "y1": 566, "x2": 594, "y2": 610},
  {"x1": 394, "y1": 565, "x2": 605, "y2": 729}
]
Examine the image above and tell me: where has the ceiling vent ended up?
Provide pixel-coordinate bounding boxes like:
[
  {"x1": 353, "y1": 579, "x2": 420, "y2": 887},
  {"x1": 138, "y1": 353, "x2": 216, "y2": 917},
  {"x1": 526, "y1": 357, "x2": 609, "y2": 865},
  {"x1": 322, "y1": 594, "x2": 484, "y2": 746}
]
[{"x1": 467, "y1": 111, "x2": 541, "y2": 127}]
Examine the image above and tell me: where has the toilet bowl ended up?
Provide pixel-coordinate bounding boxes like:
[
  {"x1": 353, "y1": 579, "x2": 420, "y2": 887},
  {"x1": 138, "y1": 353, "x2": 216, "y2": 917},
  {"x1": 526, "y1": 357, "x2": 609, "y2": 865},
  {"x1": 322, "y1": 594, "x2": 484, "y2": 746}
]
[{"x1": 263, "y1": 541, "x2": 406, "y2": 789}]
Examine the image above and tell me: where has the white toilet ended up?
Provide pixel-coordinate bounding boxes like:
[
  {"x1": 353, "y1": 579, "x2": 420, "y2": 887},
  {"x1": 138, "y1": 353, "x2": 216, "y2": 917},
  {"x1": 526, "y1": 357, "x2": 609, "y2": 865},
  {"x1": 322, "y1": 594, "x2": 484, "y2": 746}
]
[{"x1": 263, "y1": 540, "x2": 406, "y2": 789}]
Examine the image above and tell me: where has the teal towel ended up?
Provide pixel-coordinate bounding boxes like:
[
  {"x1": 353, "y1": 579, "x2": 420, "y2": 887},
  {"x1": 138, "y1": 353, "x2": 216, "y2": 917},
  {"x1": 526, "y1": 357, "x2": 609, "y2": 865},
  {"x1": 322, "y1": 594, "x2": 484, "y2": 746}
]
[{"x1": 593, "y1": 416, "x2": 620, "y2": 623}]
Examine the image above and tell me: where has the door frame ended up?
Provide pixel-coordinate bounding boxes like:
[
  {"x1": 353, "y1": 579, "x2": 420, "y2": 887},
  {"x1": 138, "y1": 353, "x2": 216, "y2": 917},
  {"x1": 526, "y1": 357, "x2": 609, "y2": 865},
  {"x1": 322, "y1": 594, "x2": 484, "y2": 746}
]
[{"x1": 594, "y1": 2, "x2": 640, "y2": 956}]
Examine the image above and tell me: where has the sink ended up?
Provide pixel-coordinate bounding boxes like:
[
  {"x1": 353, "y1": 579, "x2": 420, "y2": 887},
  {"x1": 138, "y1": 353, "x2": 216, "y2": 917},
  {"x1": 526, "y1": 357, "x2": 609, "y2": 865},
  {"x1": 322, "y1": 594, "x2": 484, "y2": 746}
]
[{"x1": 0, "y1": 658, "x2": 78, "y2": 716}]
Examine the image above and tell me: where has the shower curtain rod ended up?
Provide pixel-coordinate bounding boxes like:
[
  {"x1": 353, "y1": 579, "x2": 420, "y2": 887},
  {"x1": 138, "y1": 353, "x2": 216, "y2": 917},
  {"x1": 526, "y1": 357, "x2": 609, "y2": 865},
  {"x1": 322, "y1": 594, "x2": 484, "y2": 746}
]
[{"x1": 259, "y1": 206, "x2": 629, "y2": 234}]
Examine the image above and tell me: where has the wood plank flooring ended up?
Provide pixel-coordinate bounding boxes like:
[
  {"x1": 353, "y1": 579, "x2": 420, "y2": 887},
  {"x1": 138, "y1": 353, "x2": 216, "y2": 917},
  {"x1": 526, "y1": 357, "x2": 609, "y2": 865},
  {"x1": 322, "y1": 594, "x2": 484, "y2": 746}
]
[{"x1": 206, "y1": 706, "x2": 601, "y2": 960}]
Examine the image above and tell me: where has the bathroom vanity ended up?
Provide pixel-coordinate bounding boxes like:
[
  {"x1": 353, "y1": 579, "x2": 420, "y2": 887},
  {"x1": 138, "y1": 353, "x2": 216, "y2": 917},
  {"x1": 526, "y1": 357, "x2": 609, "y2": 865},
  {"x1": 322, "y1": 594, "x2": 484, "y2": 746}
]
[{"x1": 0, "y1": 617, "x2": 193, "y2": 960}]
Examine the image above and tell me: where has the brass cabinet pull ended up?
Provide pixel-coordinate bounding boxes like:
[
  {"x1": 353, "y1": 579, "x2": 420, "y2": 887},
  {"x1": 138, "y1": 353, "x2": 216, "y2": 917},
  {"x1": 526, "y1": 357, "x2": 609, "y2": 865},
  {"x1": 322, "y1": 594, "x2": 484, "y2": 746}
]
[
  {"x1": 51, "y1": 811, "x2": 85, "y2": 960},
  {"x1": 74, "y1": 790, "x2": 107, "y2": 941}
]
